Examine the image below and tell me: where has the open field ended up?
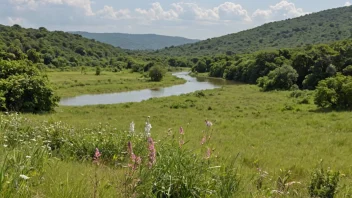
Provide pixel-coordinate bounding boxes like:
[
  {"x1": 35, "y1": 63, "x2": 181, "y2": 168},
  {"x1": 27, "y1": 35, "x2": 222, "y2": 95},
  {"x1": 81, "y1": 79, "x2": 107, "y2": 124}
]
[
  {"x1": 20, "y1": 82, "x2": 352, "y2": 196},
  {"x1": 48, "y1": 70, "x2": 186, "y2": 98}
]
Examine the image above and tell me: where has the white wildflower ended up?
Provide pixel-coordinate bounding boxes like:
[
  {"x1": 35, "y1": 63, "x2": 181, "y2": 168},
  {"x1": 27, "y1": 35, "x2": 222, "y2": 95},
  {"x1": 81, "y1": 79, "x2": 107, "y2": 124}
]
[
  {"x1": 3, "y1": 145, "x2": 8, "y2": 148},
  {"x1": 19, "y1": 174, "x2": 30, "y2": 180},
  {"x1": 26, "y1": 156, "x2": 31, "y2": 159},
  {"x1": 130, "y1": 121, "x2": 135, "y2": 133},
  {"x1": 205, "y1": 120, "x2": 213, "y2": 127},
  {"x1": 145, "y1": 122, "x2": 152, "y2": 137}
]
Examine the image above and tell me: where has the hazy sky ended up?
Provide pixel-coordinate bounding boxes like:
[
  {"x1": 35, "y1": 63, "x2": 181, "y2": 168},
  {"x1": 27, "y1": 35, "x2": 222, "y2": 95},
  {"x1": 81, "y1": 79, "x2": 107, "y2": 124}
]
[{"x1": 0, "y1": 0, "x2": 350, "y2": 39}]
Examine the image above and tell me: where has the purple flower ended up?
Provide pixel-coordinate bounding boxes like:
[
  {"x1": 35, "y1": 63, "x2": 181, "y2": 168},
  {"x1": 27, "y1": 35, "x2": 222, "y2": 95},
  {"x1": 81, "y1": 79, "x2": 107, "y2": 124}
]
[
  {"x1": 93, "y1": 148, "x2": 101, "y2": 163},
  {"x1": 179, "y1": 127, "x2": 184, "y2": 135},
  {"x1": 148, "y1": 137, "x2": 156, "y2": 168}
]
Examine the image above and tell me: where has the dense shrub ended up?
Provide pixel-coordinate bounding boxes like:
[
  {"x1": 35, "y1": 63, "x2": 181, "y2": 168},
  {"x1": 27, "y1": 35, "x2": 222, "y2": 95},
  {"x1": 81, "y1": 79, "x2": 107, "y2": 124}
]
[
  {"x1": 257, "y1": 65, "x2": 298, "y2": 91},
  {"x1": 95, "y1": 66, "x2": 101, "y2": 75},
  {"x1": 314, "y1": 74, "x2": 352, "y2": 109},
  {"x1": 148, "y1": 66, "x2": 165, "y2": 82},
  {"x1": 0, "y1": 60, "x2": 59, "y2": 112},
  {"x1": 309, "y1": 166, "x2": 340, "y2": 198}
]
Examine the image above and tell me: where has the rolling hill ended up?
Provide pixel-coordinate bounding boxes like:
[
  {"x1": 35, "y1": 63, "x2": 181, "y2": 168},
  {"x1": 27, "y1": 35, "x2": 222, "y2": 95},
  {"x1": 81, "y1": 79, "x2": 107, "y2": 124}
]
[
  {"x1": 0, "y1": 24, "x2": 126, "y2": 67},
  {"x1": 71, "y1": 32, "x2": 200, "y2": 50},
  {"x1": 155, "y1": 6, "x2": 352, "y2": 56}
]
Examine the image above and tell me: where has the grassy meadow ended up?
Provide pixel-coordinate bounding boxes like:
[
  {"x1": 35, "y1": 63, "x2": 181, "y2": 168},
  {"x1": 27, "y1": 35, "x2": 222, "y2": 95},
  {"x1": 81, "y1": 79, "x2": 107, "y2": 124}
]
[
  {"x1": 48, "y1": 70, "x2": 186, "y2": 98},
  {"x1": 0, "y1": 72, "x2": 352, "y2": 197},
  {"x1": 15, "y1": 76, "x2": 351, "y2": 197}
]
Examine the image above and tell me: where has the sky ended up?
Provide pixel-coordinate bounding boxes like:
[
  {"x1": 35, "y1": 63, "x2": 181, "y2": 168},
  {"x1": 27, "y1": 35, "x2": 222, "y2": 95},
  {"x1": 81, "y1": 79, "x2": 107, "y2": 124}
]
[{"x1": 0, "y1": 0, "x2": 351, "y2": 39}]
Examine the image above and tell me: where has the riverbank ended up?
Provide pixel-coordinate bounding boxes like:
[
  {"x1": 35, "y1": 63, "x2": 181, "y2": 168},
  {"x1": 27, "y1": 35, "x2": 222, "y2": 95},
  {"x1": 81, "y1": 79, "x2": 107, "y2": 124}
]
[{"x1": 48, "y1": 70, "x2": 186, "y2": 98}]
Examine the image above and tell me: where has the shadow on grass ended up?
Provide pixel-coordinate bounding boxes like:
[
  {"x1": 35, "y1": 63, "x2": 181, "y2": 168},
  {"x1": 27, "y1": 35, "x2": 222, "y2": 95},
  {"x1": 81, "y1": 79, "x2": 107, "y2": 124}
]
[{"x1": 309, "y1": 107, "x2": 351, "y2": 113}]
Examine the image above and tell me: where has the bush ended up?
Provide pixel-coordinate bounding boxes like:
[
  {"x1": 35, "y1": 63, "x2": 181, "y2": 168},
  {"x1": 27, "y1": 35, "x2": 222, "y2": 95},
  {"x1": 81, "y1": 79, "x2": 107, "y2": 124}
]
[
  {"x1": 257, "y1": 65, "x2": 298, "y2": 91},
  {"x1": 314, "y1": 74, "x2": 352, "y2": 109},
  {"x1": 148, "y1": 66, "x2": 165, "y2": 82},
  {"x1": 0, "y1": 60, "x2": 59, "y2": 112},
  {"x1": 137, "y1": 139, "x2": 240, "y2": 197},
  {"x1": 342, "y1": 65, "x2": 352, "y2": 76},
  {"x1": 95, "y1": 66, "x2": 101, "y2": 76},
  {"x1": 309, "y1": 166, "x2": 340, "y2": 198}
]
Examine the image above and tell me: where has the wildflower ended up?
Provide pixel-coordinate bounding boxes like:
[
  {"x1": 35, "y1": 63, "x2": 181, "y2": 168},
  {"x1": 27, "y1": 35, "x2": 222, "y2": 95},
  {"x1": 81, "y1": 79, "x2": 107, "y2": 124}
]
[
  {"x1": 19, "y1": 174, "x2": 30, "y2": 180},
  {"x1": 145, "y1": 122, "x2": 152, "y2": 137},
  {"x1": 201, "y1": 135, "x2": 206, "y2": 145},
  {"x1": 3, "y1": 144, "x2": 7, "y2": 148},
  {"x1": 130, "y1": 121, "x2": 135, "y2": 133},
  {"x1": 179, "y1": 127, "x2": 184, "y2": 135},
  {"x1": 205, "y1": 120, "x2": 213, "y2": 127},
  {"x1": 25, "y1": 156, "x2": 31, "y2": 159},
  {"x1": 93, "y1": 148, "x2": 101, "y2": 163},
  {"x1": 206, "y1": 147, "x2": 211, "y2": 159},
  {"x1": 148, "y1": 137, "x2": 156, "y2": 168}
]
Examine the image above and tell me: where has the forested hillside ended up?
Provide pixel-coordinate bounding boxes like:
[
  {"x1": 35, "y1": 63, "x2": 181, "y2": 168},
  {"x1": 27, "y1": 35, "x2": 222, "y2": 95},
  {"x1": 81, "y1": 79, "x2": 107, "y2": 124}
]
[
  {"x1": 155, "y1": 6, "x2": 352, "y2": 56},
  {"x1": 0, "y1": 24, "x2": 126, "y2": 67},
  {"x1": 72, "y1": 32, "x2": 199, "y2": 50}
]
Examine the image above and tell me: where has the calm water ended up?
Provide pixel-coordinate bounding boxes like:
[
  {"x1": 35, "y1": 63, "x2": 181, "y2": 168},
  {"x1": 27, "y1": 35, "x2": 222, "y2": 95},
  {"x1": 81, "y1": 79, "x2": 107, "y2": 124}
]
[{"x1": 60, "y1": 72, "x2": 235, "y2": 106}]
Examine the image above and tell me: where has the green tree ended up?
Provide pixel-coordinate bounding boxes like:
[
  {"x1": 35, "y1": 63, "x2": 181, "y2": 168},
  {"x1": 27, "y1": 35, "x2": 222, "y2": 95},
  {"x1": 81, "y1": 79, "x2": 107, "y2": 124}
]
[
  {"x1": 0, "y1": 60, "x2": 59, "y2": 112},
  {"x1": 27, "y1": 49, "x2": 41, "y2": 63},
  {"x1": 149, "y1": 66, "x2": 165, "y2": 82},
  {"x1": 314, "y1": 74, "x2": 352, "y2": 109},
  {"x1": 257, "y1": 65, "x2": 298, "y2": 91}
]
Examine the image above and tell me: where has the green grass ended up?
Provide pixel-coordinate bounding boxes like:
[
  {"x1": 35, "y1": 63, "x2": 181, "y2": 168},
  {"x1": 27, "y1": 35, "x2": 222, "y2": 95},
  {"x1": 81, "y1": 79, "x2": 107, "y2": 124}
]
[
  {"x1": 22, "y1": 83, "x2": 352, "y2": 196},
  {"x1": 48, "y1": 70, "x2": 186, "y2": 98}
]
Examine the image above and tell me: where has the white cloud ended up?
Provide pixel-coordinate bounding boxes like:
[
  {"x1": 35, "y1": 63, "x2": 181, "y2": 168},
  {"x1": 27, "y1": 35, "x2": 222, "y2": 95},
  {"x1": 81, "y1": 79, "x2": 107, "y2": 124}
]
[
  {"x1": 215, "y1": 2, "x2": 251, "y2": 22},
  {"x1": 135, "y1": 2, "x2": 178, "y2": 20},
  {"x1": 170, "y1": 2, "x2": 250, "y2": 22},
  {"x1": 9, "y1": 0, "x2": 94, "y2": 15},
  {"x1": 252, "y1": 9, "x2": 272, "y2": 18},
  {"x1": 252, "y1": 1, "x2": 307, "y2": 21},
  {"x1": 345, "y1": 1, "x2": 351, "y2": 6},
  {"x1": 96, "y1": 6, "x2": 130, "y2": 20},
  {"x1": 7, "y1": 17, "x2": 24, "y2": 25}
]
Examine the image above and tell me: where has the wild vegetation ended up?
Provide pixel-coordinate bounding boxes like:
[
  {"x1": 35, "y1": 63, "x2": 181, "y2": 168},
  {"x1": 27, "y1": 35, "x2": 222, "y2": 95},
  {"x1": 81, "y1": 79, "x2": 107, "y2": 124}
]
[
  {"x1": 189, "y1": 39, "x2": 352, "y2": 93},
  {"x1": 1, "y1": 5, "x2": 352, "y2": 197},
  {"x1": 154, "y1": 6, "x2": 352, "y2": 56}
]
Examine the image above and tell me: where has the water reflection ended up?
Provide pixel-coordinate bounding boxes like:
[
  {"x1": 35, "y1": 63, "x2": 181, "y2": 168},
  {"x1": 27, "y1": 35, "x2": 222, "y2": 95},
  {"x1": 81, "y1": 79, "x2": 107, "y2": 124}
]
[{"x1": 60, "y1": 72, "x2": 236, "y2": 106}]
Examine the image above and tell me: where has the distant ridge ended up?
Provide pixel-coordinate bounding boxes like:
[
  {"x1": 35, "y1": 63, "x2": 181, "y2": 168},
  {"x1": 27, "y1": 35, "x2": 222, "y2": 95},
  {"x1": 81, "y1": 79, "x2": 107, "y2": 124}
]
[
  {"x1": 155, "y1": 6, "x2": 352, "y2": 56},
  {"x1": 70, "y1": 32, "x2": 200, "y2": 50}
]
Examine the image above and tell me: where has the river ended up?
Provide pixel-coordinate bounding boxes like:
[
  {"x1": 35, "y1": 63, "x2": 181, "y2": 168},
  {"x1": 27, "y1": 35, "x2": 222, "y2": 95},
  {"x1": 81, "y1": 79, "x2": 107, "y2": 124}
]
[{"x1": 59, "y1": 72, "x2": 235, "y2": 106}]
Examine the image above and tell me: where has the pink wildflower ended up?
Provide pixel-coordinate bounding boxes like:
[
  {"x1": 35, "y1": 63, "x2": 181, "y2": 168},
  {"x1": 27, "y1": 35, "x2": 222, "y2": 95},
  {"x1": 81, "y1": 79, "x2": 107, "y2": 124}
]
[
  {"x1": 179, "y1": 127, "x2": 184, "y2": 135},
  {"x1": 93, "y1": 148, "x2": 101, "y2": 163},
  {"x1": 148, "y1": 137, "x2": 156, "y2": 168},
  {"x1": 201, "y1": 135, "x2": 206, "y2": 145}
]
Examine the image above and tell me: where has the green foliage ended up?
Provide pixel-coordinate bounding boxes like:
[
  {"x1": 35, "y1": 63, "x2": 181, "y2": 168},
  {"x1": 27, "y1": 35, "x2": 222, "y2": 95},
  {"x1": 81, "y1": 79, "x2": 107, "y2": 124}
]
[
  {"x1": 314, "y1": 74, "x2": 352, "y2": 109},
  {"x1": 257, "y1": 65, "x2": 298, "y2": 91},
  {"x1": 137, "y1": 137, "x2": 240, "y2": 197},
  {"x1": 95, "y1": 66, "x2": 101, "y2": 76},
  {"x1": 309, "y1": 166, "x2": 340, "y2": 198},
  {"x1": 0, "y1": 60, "x2": 59, "y2": 112},
  {"x1": 148, "y1": 66, "x2": 165, "y2": 82},
  {"x1": 0, "y1": 24, "x2": 126, "y2": 68},
  {"x1": 342, "y1": 65, "x2": 352, "y2": 76}
]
